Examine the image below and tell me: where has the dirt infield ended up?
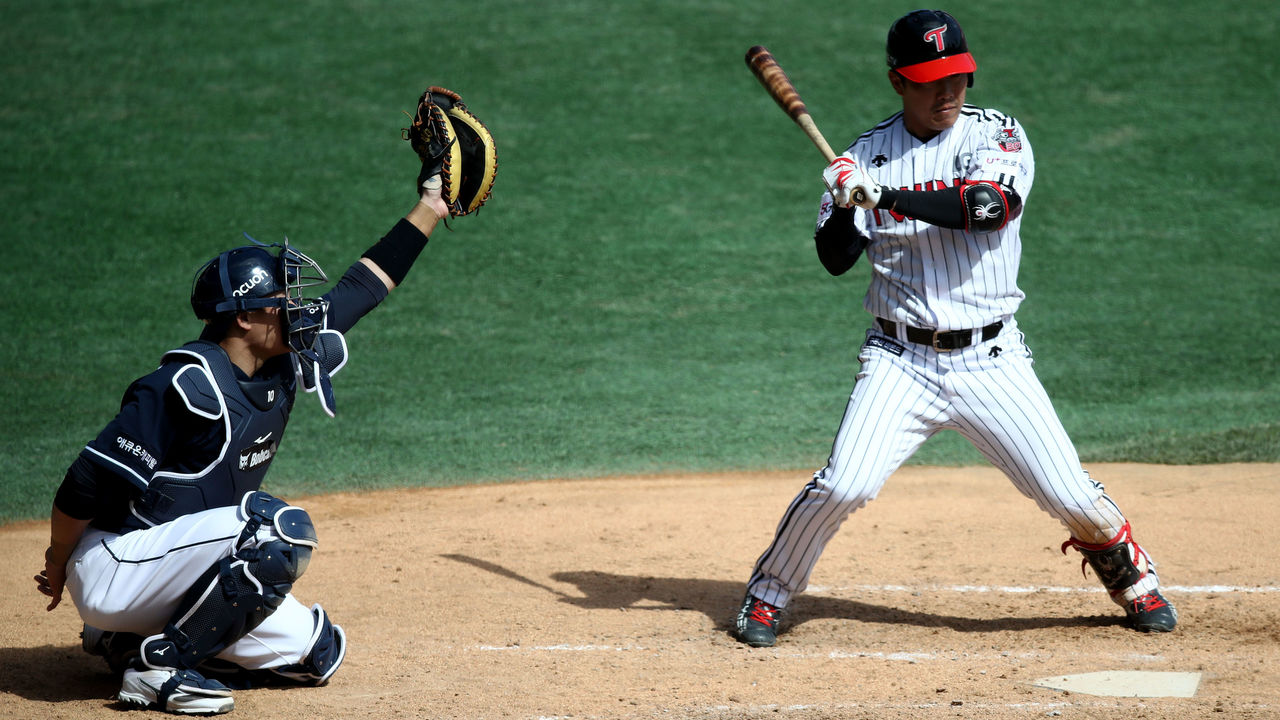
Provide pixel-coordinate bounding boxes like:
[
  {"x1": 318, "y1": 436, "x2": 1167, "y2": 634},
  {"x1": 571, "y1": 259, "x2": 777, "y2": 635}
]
[{"x1": 2, "y1": 463, "x2": 1277, "y2": 719}]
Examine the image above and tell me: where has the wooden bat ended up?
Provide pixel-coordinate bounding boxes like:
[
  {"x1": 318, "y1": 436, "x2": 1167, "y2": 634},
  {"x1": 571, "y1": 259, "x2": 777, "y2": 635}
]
[{"x1": 744, "y1": 45, "x2": 837, "y2": 163}]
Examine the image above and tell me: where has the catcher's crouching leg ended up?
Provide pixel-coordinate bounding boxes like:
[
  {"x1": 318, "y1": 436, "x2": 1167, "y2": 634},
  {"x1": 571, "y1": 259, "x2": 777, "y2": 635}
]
[
  {"x1": 82, "y1": 625, "x2": 144, "y2": 676},
  {"x1": 119, "y1": 492, "x2": 318, "y2": 712},
  {"x1": 1062, "y1": 521, "x2": 1177, "y2": 632},
  {"x1": 262, "y1": 603, "x2": 346, "y2": 685},
  {"x1": 199, "y1": 603, "x2": 347, "y2": 689}
]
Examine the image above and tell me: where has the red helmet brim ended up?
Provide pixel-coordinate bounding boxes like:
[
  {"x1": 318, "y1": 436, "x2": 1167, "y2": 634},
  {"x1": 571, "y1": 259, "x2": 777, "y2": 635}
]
[{"x1": 896, "y1": 52, "x2": 977, "y2": 83}]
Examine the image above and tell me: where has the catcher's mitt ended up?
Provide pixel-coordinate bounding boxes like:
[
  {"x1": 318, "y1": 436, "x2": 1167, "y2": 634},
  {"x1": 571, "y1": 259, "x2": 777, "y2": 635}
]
[{"x1": 404, "y1": 87, "x2": 498, "y2": 217}]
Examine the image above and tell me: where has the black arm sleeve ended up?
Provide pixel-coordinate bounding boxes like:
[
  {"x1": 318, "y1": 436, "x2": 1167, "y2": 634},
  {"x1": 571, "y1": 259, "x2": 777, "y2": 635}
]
[
  {"x1": 878, "y1": 181, "x2": 1022, "y2": 233},
  {"x1": 876, "y1": 187, "x2": 966, "y2": 228},
  {"x1": 814, "y1": 206, "x2": 869, "y2": 276},
  {"x1": 322, "y1": 260, "x2": 392, "y2": 334}
]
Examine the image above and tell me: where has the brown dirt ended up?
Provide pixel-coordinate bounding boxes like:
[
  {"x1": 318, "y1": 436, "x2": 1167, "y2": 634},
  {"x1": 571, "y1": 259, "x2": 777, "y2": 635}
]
[{"x1": 3, "y1": 463, "x2": 1278, "y2": 719}]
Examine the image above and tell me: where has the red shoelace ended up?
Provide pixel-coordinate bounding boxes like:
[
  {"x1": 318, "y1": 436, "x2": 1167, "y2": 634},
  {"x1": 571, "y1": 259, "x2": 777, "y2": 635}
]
[
  {"x1": 747, "y1": 600, "x2": 778, "y2": 626},
  {"x1": 1132, "y1": 593, "x2": 1168, "y2": 613}
]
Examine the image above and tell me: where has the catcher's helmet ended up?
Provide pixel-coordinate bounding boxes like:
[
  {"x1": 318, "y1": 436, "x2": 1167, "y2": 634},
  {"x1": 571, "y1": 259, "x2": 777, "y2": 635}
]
[
  {"x1": 191, "y1": 236, "x2": 330, "y2": 353},
  {"x1": 886, "y1": 9, "x2": 976, "y2": 87}
]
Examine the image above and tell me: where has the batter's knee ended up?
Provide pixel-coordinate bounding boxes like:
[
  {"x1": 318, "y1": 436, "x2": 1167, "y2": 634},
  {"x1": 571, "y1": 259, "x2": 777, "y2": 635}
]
[{"x1": 811, "y1": 464, "x2": 881, "y2": 512}]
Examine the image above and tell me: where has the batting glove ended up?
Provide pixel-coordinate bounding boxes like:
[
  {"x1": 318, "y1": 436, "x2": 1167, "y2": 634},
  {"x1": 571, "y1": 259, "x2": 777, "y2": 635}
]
[{"x1": 822, "y1": 156, "x2": 882, "y2": 210}]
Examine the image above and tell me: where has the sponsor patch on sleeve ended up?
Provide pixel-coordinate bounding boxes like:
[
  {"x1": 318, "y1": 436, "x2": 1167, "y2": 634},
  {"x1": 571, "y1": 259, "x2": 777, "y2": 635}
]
[
  {"x1": 817, "y1": 195, "x2": 835, "y2": 227},
  {"x1": 994, "y1": 126, "x2": 1022, "y2": 152}
]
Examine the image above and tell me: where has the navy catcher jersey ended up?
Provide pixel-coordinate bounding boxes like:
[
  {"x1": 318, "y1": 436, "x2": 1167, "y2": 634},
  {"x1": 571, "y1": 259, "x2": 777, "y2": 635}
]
[{"x1": 57, "y1": 260, "x2": 389, "y2": 533}]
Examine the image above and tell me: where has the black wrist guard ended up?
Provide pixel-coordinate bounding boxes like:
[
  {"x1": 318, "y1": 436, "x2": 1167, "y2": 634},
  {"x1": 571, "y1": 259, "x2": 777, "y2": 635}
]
[{"x1": 360, "y1": 219, "x2": 429, "y2": 287}]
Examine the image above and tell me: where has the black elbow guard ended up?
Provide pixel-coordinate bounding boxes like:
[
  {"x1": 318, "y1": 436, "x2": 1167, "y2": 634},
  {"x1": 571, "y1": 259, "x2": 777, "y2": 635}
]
[{"x1": 960, "y1": 181, "x2": 1022, "y2": 232}]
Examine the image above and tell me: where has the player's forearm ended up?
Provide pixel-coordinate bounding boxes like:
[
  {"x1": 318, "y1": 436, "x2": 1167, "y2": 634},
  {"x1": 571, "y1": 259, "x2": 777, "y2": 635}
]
[
  {"x1": 360, "y1": 217, "x2": 433, "y2": 292},
  {"x1": 877, "y1": 181, "x2": 1021, "y2": 233},
  {"x1": 405, "y1": 201, "x2": 443, "y2": 239},
  {"x1": 46, "y1": 505, "x2": 91, "y2": 566},
  {"x1": 815, "y1": 206, "x2": 868, "y2": 276},
  {"x1": 876, "y1": 187, "x2": 967, "y2": 229}
]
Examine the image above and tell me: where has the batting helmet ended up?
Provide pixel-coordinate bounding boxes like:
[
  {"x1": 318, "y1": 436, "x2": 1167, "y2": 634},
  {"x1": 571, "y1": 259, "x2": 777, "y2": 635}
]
[
  {"x1": 190, "y1": 236, "x2": 330, "y2": 353},
  {"x1": 886, "y1": 9, "x2": 976, "y2": 87}
]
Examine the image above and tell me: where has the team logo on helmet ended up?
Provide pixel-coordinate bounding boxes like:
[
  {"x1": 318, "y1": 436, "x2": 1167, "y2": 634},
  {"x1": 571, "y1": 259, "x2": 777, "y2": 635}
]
[
  {"x1": 923, "y1": 26, "x2": 947, "y2": 51},
  {"x1": 232, "y1": 267, "x2": 272, "y2": 297}
]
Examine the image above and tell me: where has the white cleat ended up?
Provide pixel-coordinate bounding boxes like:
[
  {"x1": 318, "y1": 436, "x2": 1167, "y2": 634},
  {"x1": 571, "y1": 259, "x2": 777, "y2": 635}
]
[{"x1": 119, "y1": 666, "x2": 234, "y2": 715}]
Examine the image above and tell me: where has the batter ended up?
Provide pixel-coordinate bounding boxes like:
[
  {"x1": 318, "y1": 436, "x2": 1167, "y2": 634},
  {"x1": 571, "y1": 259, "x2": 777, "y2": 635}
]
[
  {"x1": 734, "y1": 9, "x2": 1176, "y2": 647},
  {"x1": 34, "y1": 168, "x2": 457, "y2": 713}
]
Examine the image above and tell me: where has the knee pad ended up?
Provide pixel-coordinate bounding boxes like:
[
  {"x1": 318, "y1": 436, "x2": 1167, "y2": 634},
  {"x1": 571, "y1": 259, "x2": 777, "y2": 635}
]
[
  {"x1": 151, "y1": 493, "x2": 321, "y2": 671},
  {"x1": 236, "y1": 491, "x2": 318, "y2": 609},
  {"x1": 249, "y1": 540, "x2": 312, "y2": 611},
  {"x1": 238, "y1": 491, "x2": 319, "y2": 549}
]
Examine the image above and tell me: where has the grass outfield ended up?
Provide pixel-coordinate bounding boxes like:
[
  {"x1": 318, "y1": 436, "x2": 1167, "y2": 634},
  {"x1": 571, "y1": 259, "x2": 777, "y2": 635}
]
[{"x1": 1, "y1": 1, "x2": 1276, "y2": 523}]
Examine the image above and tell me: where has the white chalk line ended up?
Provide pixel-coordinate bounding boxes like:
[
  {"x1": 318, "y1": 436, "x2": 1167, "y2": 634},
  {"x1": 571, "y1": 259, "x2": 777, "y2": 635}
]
[
  {"x1": 679, "y1": 697, "x2": 1227, "y2": 717},
  {"x1": 809, "y1": 583, "x2": 1280, "y2": 594},
  {"x1": 475, "y1": 643, "x2": 647, "y2": 652},
  {"x1": 536, "y1": 695, "x2": 1238, "y2": 720},
  {"x1": 468, "y1": 584, "x2": 1273, "y2": 656},
  {"x1": 473, "y1": 644, "x2": 1170, "y2": 664}
]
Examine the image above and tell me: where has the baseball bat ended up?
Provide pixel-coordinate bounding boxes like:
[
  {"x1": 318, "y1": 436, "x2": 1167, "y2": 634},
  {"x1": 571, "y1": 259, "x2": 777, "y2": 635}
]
[{"x1": 744, "y1": 45, "x2": 837, "y2": 163}]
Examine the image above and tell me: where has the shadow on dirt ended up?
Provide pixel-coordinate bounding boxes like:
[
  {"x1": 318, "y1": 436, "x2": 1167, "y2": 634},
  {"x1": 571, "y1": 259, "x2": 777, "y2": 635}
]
[
  {"x1": 0, "y1": 644, "x2": 118, "y2": 703},
  {"x1": 442, "y1": 553, "x2": 1121, "y2": 635}
]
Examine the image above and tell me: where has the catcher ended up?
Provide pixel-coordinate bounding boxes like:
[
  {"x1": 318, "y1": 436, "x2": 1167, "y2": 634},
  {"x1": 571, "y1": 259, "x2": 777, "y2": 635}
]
[{"x1": 33, "y1": 88, "x2": 496, "y2": 715}]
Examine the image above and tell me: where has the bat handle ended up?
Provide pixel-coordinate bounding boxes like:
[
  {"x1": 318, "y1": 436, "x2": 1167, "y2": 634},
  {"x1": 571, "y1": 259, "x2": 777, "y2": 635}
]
[{"x1": 796, "y1": 114, "x2": 837, "y2": 163}]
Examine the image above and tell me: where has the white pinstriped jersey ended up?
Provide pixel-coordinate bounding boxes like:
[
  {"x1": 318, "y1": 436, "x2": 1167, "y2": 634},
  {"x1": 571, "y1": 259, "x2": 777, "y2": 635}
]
[
  {"x1": 818, "y1": 105, "x2": 1034, "y2": 331},
  {"x1": 742, "y1": 104, "x2": 1162, "y2": 616}
]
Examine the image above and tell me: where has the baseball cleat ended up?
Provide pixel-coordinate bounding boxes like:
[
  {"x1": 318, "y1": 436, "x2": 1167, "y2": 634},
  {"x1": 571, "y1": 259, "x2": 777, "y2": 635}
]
[
  {"x1": 81, "y1": 624, "x2": 143, "y2": 676},
  {"x1": 1126, "y1": 590, "x2": 1178, "y2": 633},
  {"x1": 735, "y1": 593, "x2": 781, "y2": 647},
  {"x1": 119, "y1": 665, "x2": 234, "y2": 715}
]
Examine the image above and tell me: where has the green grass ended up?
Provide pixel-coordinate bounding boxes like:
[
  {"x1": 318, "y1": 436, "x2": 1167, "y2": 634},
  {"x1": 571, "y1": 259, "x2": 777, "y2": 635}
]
[{"x1": 2, "y1": 0, "x2": 1277, "y2": 523}]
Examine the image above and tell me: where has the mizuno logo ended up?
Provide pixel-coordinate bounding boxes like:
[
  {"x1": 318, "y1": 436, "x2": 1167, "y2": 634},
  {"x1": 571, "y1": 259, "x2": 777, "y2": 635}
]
[
  {"x1": 253, "y1": 433, "x2": 273, "y2": 444},
  {"x1": 152, "y1": 645, "x2": 171, "y2": 656}
]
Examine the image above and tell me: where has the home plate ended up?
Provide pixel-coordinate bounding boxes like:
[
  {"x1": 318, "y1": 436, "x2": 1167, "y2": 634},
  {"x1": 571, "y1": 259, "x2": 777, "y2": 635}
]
[{"x1": 1033, "y1": 671, "x2": 1201, "y2": 698}]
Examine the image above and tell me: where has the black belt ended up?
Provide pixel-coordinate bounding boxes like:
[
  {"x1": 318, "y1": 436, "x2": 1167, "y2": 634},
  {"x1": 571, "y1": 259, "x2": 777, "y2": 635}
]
[{"x1": 876, "y1": 318, "x2": 1004, "y2": 352}]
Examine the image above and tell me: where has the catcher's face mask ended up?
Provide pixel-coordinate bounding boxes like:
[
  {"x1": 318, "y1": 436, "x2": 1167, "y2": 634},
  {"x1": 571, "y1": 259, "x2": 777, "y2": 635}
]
[
  {"x1": 274, "y1": 239, "x2": 330, "y2": 356},
  {"x1": 274, "y1": 240, "x2": 348, "y2": 418}
]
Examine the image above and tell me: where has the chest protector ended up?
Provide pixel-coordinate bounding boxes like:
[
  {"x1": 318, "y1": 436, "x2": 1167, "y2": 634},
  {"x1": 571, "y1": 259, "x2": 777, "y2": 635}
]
[{"x1": 124, "y1": 341, "x2": 294, "y2": 530}]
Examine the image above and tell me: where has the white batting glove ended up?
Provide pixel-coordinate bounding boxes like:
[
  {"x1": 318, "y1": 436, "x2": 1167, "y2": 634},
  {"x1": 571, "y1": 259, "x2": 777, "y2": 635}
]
[{"x1": 822, "y1": 156, "x2": 882, "y2": 210}]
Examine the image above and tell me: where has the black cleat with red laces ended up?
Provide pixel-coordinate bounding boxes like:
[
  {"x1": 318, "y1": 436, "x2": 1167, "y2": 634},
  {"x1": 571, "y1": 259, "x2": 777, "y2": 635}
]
[
  {"x1": 735, "y1": 594, "x2": 781, "y2": 647},
  {"x1": 1127, "y1": 590, "x2": 1177, "y2": 632}
]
